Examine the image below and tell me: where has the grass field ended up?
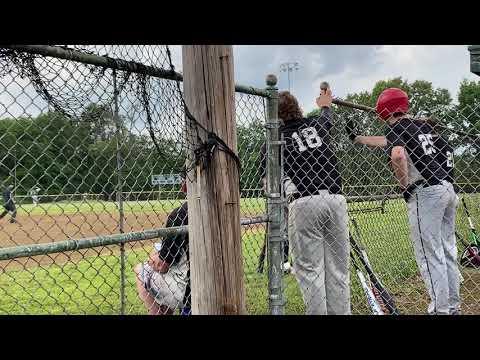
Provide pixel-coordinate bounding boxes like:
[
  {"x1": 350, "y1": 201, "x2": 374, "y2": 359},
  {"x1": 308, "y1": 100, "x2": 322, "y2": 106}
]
[
  {"x1": 15, "y1": 198, "x2": 265, "y2": 217},
  {"x1": 1, "y1": 194, "x2": 479, "y2": 315}
]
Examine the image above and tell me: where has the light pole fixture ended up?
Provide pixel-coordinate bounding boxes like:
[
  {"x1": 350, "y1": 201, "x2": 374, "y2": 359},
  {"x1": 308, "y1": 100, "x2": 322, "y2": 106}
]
[{"x1": 280, "y1": 62, "x2": 300, "y2": 93}]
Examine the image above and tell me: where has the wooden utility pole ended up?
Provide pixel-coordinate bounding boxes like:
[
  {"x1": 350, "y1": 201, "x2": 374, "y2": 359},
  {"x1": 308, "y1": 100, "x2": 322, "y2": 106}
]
[{"x1": 182, "y1": 46, "x2": 246, "y2": 315}]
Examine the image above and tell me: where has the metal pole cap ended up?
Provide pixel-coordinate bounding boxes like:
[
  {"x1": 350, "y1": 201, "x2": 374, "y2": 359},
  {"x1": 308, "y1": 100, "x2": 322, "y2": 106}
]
[{"x1": 266, "y1": 74, "x2": 278, "y2": 86}]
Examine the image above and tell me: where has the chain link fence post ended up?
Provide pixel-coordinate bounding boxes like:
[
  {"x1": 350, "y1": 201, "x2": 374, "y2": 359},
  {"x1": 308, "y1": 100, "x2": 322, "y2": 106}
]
[
  {"x1": 265, "y1": 74, "x2": 284, "y2": 315},
  {"x1": 113, "y1": 69, "x2": 126, "y2": 315}
]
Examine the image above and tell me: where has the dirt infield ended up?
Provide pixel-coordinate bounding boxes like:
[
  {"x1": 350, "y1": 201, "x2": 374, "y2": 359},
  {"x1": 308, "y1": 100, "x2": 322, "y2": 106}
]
[
  {"x1": 0, "y1": 211, "x2": 170, "y2": 248},
  {"x1": 0, "y1": 211, "x2": 265, "y2": 271},
  {"x1": 0, "y1": 211, "x2": 170, "y2": 270}
]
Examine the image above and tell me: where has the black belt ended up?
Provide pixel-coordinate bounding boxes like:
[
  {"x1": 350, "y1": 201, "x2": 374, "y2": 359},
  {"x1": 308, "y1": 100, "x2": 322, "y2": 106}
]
[
  {"x1": 288, "y1": 189, "x2": 337, "y2": 203},
  {"x1": 412, "y1": 178, "x2": 442, "y2": 188},
  {"x1": 403, "y1": 178, "x2": 443, "y2": 202}
]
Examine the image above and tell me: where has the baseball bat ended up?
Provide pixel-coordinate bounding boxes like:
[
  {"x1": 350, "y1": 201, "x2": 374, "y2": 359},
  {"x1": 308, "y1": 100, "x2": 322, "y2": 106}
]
[
  {"x1": 257, "y1": 226, "x2": 268, "y2": 273},
  {"x1": 462, "y1": 197, "x2": 479, "y2": 246},
  {"x1": 351, "y1": 252, "x2": 384, "y2": 315},
  {"x1": 457, "y1": 197, "x2": 480, "y2": 267},
  {"x1": 323, "y1": 88, "x2": 479, "y2": 141},
  {"x1": 322, "y1": 85, "x2": 429, "y2": 120},
  {"x1": 320, "y1": 82, "x2": 377, "y2": 113},
  {"x1": 350, "y1": 235, "x2": 389, "y2": 314},
  {"x1": 351, "y1": 219, "x2": 400, "y2": 315},
  {"x1": 456, "y1": 231, "x2": 480, "y2": 267}
]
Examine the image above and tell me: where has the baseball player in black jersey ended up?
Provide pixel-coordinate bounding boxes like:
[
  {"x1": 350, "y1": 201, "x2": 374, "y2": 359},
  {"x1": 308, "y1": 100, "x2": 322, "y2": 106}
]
[
  {"x1": 0, "y1": 185, "x2": 18, "y2": 224},
  {"x1": 134, "y1": 200, "x2": 190, "y2": 315},
  {"x1": 350, "y1": 118, "x2": 456, "y2": 186},
  {"x1": 276, "y1": 88, "x2": 350, "y2": 315},
  {"x1": 350, "y1": 88, "x2": 460, "y2": 315}
]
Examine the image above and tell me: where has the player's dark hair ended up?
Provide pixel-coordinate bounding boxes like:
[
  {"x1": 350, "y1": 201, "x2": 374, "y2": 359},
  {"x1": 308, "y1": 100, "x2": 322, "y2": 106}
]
[
  {"x1": 278, "y1": 91, "x2": 303, "y2": 122},
  {"x1": 392, "y1": 111, "x2": 406, "y2": 118}
]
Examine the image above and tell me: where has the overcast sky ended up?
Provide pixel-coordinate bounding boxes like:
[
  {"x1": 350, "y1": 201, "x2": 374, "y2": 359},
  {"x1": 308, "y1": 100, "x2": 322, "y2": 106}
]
[
  {"x1": 1, "y1": 45, "x2": 477, "y2": 120},
  {"x1": 226, "y1": 45, "x2": 478, "y2": 114}
]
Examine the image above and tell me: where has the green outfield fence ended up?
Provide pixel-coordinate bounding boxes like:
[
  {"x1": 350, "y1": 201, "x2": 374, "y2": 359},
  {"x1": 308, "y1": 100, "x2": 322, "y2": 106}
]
[{"x1": 0, "y1": 45, "x2": 479, "y2": 315}]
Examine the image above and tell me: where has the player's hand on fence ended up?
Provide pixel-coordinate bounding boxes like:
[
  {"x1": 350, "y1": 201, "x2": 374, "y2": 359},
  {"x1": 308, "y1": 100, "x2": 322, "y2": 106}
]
[
  {"x1": 316, "y1": 87, "x2": 332, "y2": 108},
  {"x1": 148, "y1": 252, "x2": 168, "y2": 273}
]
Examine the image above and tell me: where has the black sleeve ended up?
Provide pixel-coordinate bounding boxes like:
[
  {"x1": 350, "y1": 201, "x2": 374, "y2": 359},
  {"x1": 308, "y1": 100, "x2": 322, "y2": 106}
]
[
  {"x1": 159, "y1": 203, "x2": 188, "y2": 266},
  {"x1": 385, "y1": 123, "x2": 406, "y2": 153},
  {"x1": 320, "y1": 107, "x2": 333, "y2": 131}
]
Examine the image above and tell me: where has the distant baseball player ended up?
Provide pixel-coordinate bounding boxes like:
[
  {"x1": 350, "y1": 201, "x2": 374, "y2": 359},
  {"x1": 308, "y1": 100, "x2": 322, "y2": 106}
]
[
  {"x1": 276, "y1": 87, "x2": 350, "y2": 315},
  {"x1": 350, "y1": 88, "x2": 460, "y2": 315},
  {"x1": 30, "y1": 187, "x2": 40, "y2": 206},
  {"x1": 0, "y1": 185, "x2": 18, "y2": 224},
  {"x1": 134, "y1": 200, "x2": 190, "y2": 315}
]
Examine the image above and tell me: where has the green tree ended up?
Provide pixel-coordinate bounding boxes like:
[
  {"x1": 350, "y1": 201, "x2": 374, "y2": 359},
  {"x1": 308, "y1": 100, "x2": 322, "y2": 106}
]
[
  {"x1": 80, "y1": 103, "x2": 117, "y2": 142},
  {"x1": 0, "y1": 104, "x2": 197, "y2": 200},
  {"x1": 450, "y1": 79, "x2": 480, "y2": 191},
  {"x1": 237, "y1": 118, "x2": 265, "y2": 190},
  {"x1": 453, "y1": 79, "x2": 480, "y2": 139}
]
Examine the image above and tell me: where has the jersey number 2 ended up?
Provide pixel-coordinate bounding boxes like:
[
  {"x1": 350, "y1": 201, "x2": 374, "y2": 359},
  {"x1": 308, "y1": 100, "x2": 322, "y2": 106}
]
[
  {"x1": 418, "y1": 134, "x2": 437, "y2": 155},
  {"x1": 446, "y1": 151, "x2": 454, "y2": 168},
  {"x1": 292, "y1": 127, "x2": 322, "y2": 152}
]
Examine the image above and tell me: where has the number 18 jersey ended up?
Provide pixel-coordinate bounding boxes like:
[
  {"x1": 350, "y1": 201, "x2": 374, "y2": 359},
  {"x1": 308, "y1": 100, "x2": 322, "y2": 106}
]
[{"x1": 281, "y1": 108, "x2": 342, "y2": 196}]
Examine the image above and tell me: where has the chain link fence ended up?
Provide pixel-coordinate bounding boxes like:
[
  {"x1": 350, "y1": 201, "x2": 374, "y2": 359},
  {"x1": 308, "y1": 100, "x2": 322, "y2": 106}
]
[
  {"x1": 0, "y1": 45, "x2": 269, "y2": 314},
  {"x1": 0, "y1": 45, "x2": 479, "y2": 315}
]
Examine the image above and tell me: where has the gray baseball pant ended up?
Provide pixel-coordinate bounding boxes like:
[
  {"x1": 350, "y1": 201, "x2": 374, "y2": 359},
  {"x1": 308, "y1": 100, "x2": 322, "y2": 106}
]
[
  {"x1": 288, "y1": 191, "x2": 351, "y2": 315},
  {"x1": 406, "y1": 180, "x2": 461, "y2": 315}
]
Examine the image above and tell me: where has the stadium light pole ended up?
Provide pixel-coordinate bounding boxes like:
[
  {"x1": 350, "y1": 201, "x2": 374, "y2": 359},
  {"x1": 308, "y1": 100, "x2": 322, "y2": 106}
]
[{"x1": 280, "y1": 62, "x2": 300, "y2": 92}]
